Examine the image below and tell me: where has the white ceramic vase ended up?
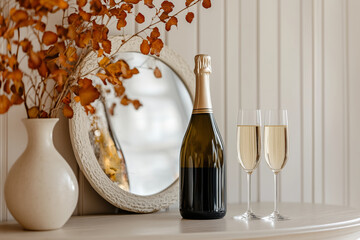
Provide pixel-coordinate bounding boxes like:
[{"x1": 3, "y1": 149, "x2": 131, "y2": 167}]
[{"x1": 5, "y1": 118, "x2": 78, "y2": 230}]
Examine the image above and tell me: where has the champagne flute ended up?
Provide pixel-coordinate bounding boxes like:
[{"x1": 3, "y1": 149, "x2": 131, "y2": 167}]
[
  {"x1": 234, "y1": 109, "x2": 262, "y2": 221},
  {"x1": 263, "y1": 109, "x2": 289, "y2": 221}
]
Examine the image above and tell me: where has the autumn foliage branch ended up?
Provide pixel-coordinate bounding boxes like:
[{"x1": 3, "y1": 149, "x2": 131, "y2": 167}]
[{"x1": 0, "y1": 0, "x2": 211, "y2": 118}]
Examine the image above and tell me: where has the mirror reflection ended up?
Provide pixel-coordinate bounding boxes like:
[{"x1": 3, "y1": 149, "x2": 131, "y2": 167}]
[{"x1": 88, "y1": 52, "x2": 192, "y2": 196}]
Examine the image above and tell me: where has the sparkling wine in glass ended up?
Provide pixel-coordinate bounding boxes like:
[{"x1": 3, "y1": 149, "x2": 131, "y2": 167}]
[
  {"x1": 263, "y1": 109, "x2": 289, "y2": 221},
  {"x1": 234, "y1": 109, "x2": 261, "y2": 221}
]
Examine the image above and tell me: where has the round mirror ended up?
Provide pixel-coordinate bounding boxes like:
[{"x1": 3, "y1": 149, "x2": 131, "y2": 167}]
[
  {"x1": 70, "y1": 36, "x2": 195, "y2": 212},
  {"x1": 88, "y1": 52, "x2": 192, "y2": 196}
]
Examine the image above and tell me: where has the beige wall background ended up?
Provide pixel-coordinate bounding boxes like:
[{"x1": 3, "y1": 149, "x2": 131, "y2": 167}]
[{"x1": 1, "y1": 0, "x2": 360, "y2": 221}]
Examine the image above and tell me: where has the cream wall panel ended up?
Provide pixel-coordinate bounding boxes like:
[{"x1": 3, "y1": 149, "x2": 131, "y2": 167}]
[
  {"x1": 348, "y1": 0, "x2": 360, "y2": 208},
  {"x1": 279, "y1": 0, "x2": 302, "y2": 203},
  {"x1": 323, "y1": 0, "x2": 345, "y2": 205},
  {"x1": 258, "y1": 0, "x2": 280, "y2": 202},
  {"x1": 239, "y1": 0, "x2": 260, "y2": 203},
  {"x1": 0, "y1": 115, "x2": 7, "y2": 221},
  {"x1": 225, "y1": 0, "x2": 241, "y2": 203},
  {"x1": 313, "y1": 0, "x2": 325, "y2": 204},
  {"x1": 302, "y1": 0, "x2": 315, "y2": 203}
]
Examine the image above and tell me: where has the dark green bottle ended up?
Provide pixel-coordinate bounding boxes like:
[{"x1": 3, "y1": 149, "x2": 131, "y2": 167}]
[{"x1": 179, "y1": 54, "x2": 226, "y2": 219}]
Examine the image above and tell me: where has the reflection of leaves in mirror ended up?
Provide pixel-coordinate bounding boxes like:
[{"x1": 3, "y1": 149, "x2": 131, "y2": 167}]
[
  {"x1": 154, "y1": 67, "x2": 162, "y2": 78},
  {"x1": 89, "y1": 113, "x2": 130, "y2": 192}
]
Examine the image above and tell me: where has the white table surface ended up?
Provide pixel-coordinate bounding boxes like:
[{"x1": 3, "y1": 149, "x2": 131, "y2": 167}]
[{"x1": 1, "y1": 203, "x2": 360, "y2": 240}]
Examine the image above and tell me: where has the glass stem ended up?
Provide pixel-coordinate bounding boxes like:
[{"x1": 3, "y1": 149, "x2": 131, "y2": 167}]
[
  {"x1": 274, "y1": 172, "x2": 279, "y2": 214},
  {"x1": 247, "y1": 172, "x2": 252, "y2": 213}
]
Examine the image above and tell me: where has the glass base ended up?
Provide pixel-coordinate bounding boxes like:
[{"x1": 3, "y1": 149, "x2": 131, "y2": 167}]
[
  {"x1": 262, "y1": 211, "x2": 289, "y2": 221},
  {"x1": 233, "y1": 211, "x2": 261, "y2": 221}
]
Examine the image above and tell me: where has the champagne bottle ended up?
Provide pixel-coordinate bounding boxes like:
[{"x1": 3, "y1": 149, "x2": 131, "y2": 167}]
[{"x1": 179, "y1": 54, "x2": 226, "y2": 219}]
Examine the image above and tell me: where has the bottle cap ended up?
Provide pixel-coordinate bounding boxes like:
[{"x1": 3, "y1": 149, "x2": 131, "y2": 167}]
[{"x1": 194, "y1": 54, "x2": 212, "y2": 74}]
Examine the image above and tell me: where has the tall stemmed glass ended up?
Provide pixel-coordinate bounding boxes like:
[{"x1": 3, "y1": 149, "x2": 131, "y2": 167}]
[
  {"x1": 263, "y1": 109, "x2": 289, "y2": 221},
  {"x1": 234, "y1": 109, "x2": 262, "y2": 221}
]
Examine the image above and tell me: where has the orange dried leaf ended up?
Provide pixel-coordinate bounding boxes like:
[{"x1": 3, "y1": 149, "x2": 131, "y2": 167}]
[
  {"x1": 38, "y1": 61, "x2": 48, "y2": 77},
  {"x1": 7, "y1": 69, "x2": 23, "y2": 82},
  {"x1": 34, "y1": 21, "x2": 46, "y2": 32},
  {"x1": 78, "y1": 78, "x2": 100, "y2": 106},
  {"x1": 0, "y1": 95, "x2": 11, "y2": 114},
  {"x1": 150, "y1": 38, "x2": 164, "y2": 56},
  {"x1": 96, "y1": 73, "x2": 108, "y2": 85},
  {"x1": 74, "y1": 96, "x2": 81, "y2": 102},
  {"x1": 202, "y1": 0, "x2": 211, "y2": 8},
  {"x1": 159, "y1": 12, "x2": 169, "y2": 21},
  {"x1": 102, "y1": 40, "x2": 111, "y2": 54},
  {"x1": 140, "y1": 40, "x2": 150, "y2": 55},
  {"x1": 28, "y1": 51, "x2": 42, "y2": 69},
  {"x1": 97, "y1": 49, "x2": 104, "y2": 57},
  {"x1": 77, "y1": 0, "x2": 87, "y2": 7},
  {"x1": 114, "y1": 84, "x2": 125, "y2": 97},
  {"x1": 185, "y1": 12, "x2": 194, "y2": 23},
  {"x1": 154, "y1": 67, "x2": 162, "y2": 78},
  {"x1": 150, "y1": 27, "x2": 160, "y2": 38},
  {"x1": 39, "y1": 0, "x2": 69, "y2": 10},
  {"x1": 165, "y1": 16, "x2": 178, "y2": 31},
  {"x1": 28, "y1": 106, "x2": 39, "y2": 118},
  {"x1": 10, "y1": 94, "x2": 24, "y2": 105},
  {"x1": 120, "y1": 95, "x2": 131, "y2": 106},
  {"x1": 62, "y1": 92, "x2": 71, "y2": 104},
  {"x1": 51, "y1": 69, "x2": 68, "y2": 86},
  {"x1": 3, "y1": 80, "x2": 11, "y2": 94},
  {"x1": 117, "y1": 19, "x2": 127, "y2": 30},
  {"x1": 66, "y1": 47, "x2": 78, "y2": 62},
  {"x1": 63, "y1": 104, "x2": 74, "y2": 118},
  {"x1": 67, "y1": 26, "x2": 77, "y2": 40},
  {"x1": 144, "y1": 0, "x2": 155, "y2": 8},
  {"x1": 124, "y1": 0, "x2": 141, "y2": 3},
  {"x1": 79, "y1": 9, "x2": 91, "y2": 21},
  {"x1": 77, "y1": 31, "x2": 91, "y2": 48},
  {"x1": 99, "y1": 57, "x2": 110, "y2": 67},
  {"x1": 20, "y1": 39, "x2": 32, "y2": 53},
  {"x1": 10, "y1": 81, "x2": 24, "y2": 95},
  {"x1": 106, "y1": 62, "x2": 122, "y2": 76},
  {"x1": 161, "y1": 1, "x2": 174, "y2": 13},
  {"x1": 132, "y1": 99, "x2": 142, "y2": 109},
  {"x1": 42, "y1": 31, "x2": 58, "y2": 46},
  {"x1": 56, "y1": 25, "x2": 68, "y2": 38},
  {"x1": 39, "y1": 111, "x2": 48, "y2": 118},
  {"x1": 135, "y1": 13, "x2": 145, "y2": 24},
  {"x1": 78, "y1": 78, "x2": 93, "y2": 88},
  {"x1": 90, "y1": 0, "x2": 105, "y2": 15},
  {"x1": 131, "y1": 68, "x2": 139, "y2": 75},
  {"x1": 10, "y1": 10, "x2": 28, "y2": 23},
  {"x1": 186, "y1": 0, "x2": 195, "y2": 6},
  {"x1": 68, "y1": 13, "x2": 82, "y2": 25}
]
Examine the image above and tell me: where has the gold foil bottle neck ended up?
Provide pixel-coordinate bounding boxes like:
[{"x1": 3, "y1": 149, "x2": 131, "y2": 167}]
[
  {"x1": 193, "y1": 54, "x2": 213, "y2": 114},
  {"x1": 194, "y1": 54, "x2": 212, "y2": 74}
]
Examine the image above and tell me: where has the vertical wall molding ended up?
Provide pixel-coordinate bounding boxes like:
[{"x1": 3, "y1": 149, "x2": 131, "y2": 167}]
[
  {"x1": 342, "y1": 0, "x2": 350, "y2": 207},
  {"x1": 313, "y1": 0, "x2": 324, "y2": 204},
  {"x1": 256, "y1": 0, "x2": 261, "y2": 202},
  {"x1": 300, "y1": 0, "x2": 304, "y2": 203},
  {"x1": 0, "y1": 115, "x2": 8, "y2": 222},
  {"x1": 277, "y1": 0, "x2": 282, "y2": 203}
]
